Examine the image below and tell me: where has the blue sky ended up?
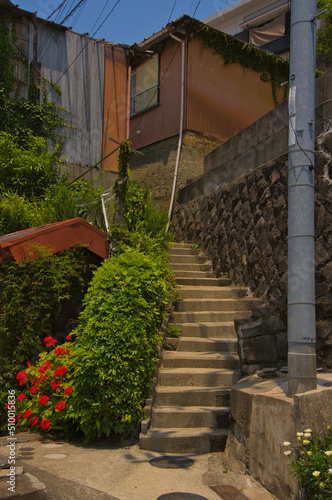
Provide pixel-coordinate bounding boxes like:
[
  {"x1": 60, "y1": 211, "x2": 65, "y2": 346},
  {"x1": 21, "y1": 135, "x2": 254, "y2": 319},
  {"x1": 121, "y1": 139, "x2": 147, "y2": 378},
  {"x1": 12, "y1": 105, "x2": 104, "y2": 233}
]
[{"x1": 16, "y1": 0, "x2": 238, "y2": 45}]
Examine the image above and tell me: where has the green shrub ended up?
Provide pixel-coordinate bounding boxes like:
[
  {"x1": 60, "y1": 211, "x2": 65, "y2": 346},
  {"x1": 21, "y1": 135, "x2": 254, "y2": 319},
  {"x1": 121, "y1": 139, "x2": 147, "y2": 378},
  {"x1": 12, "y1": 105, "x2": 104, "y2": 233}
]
[
  {"x1": 67, "y1": 248, "x2": 171, "y2": 442},
  {"x1": 0, "y1": 246, "x2": 93, "y2": 366},
  {"x1": 0, "y1": 132, "x2": 60, "y2": 198}
]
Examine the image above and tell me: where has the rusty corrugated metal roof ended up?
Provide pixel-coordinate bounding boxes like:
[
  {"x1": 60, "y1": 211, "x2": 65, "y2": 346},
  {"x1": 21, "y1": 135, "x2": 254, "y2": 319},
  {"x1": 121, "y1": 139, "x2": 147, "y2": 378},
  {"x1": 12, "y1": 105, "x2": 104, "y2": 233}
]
[{"x1": 0, "y1": 218, "x2": 109, "y2": 262}]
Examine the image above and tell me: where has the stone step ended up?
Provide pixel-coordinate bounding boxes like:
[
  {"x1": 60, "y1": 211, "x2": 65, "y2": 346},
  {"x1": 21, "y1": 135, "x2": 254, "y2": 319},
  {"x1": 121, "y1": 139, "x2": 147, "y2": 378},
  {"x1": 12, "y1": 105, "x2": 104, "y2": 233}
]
[
  {"x1": 177, "y1": 298, "x2": 257, "y2": 312},
  {"x1": 173, "y1": 310, "x2": 250, "y2": 323},
  {"x1": 171, "y1": 263, "x2": 212, "y2": 272},
  {"x1": 177, "y1": 337, "x2": 238, "y2": 352},
  {"x1": 139, "y1": 427, "x2": 228, "y2": 453},
  {"x1": 162, "y1": 351, "x2": 239, "y2": 369},
  {"x1": 175, "y1": 277, "x2": 232, "y2": 286},
  {"x1": 151, "y1": 406, "x2": 230, "y2": 428},
  {"x1": 176, "y1": 322, "x2": 236, "y2": 338},
  {"x1": 158, "y1": 367, "x2": 241, "y2": 387},
  {"x1": 154, "y1": 386, "x2": 231, "y2": 407},
  {"x1": 173, "y1": 270, "x2": 215, "y2": 278},
  {"x1": 168, "y1": 255, "x2": 204, "y2": 264},
  {"x1": 177, "y1": 286, "x2": 248, "y2": 299},
  {"x1": 171, "y1": 247, "x2": 199, "y2": 256}
]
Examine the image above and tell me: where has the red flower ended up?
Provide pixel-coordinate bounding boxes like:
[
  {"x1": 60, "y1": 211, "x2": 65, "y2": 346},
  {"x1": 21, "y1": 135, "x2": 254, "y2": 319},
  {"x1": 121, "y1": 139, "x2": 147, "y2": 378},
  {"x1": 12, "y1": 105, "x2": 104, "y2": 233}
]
[
  {"x1": 44, "y1": 336, "x2": 57, "y2": 346},
  {"x1": 53, "y1": 366, "x2": 67, "y2": 378},
  {"x1": 17, "y1": 413, "x2": 22, "y2": 420},
  {"x1": 39, "y1": 396, "x2": 49, "y2": 406},
  {"x1": 65, "y1": 350, "x2": 71, "y2": 355},
  {"x1": 27, "y1": 361, "x2": 31, "y2": 366},
  {"x1": 38, "y1": 361, "x2": 52, "y2": 374},
  {"x1": 30, "y1": 386, "x2": 38, "y2": 394},
  {"x1": 64, "y1": 387, "x2": 73, "y2": 395},
  {"x1": 23, "y1": 410, "x2": 32, "y2": 419},
  {"x1": 66, "y1": 335, "x2": 72, "y2": 340},
  {"x1": 40, "y1": 419, "x2": 51, "y2": 430},
  {"x1": 54, "y1": 347, "x2": 66, "y2": 356},
  {"x1": 6, "y1": 403, "x2": 12, "y2": 409},
  {"x1": 29, "y1": 417, "x2": 38, "y2": 427},
  {"x1": 51, "y1": 380, "x2": 61, "y2": 390},
  {"x1": 55, "y1": 401, "x2": 66, "y2": 412},
  {"x1": 16, "y1": 371, "x2": 27, "y2": 386},
  {"x1": 17, "y1": 394, "x2": 25, "y2": 402}
]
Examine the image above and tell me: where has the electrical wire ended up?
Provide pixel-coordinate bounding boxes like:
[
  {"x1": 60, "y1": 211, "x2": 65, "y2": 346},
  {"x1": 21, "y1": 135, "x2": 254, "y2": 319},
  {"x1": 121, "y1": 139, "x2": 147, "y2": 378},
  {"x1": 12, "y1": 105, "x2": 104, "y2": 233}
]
[
  {"x1": 192, "y1": 0, "x2": 202, "y2": 18},
  {"x1": 60, "y1": 0, "x2": 87, "y2": 25},
  {"x1": 168, "y1": 0, "x2": 178, "y2": 24},
  {"x1": 46, "y1": 0, "x2": 70, "y2": 20},
  {"x1": 46, "y1": 0, "x2": 122, "y2": 96}
]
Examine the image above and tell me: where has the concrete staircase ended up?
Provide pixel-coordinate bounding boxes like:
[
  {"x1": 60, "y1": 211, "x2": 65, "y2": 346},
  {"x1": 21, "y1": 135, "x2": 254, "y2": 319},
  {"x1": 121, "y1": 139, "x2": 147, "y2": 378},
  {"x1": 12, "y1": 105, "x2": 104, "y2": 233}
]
[{"x1": 139, "y1": 242, "x2": 256, "y2": 454}]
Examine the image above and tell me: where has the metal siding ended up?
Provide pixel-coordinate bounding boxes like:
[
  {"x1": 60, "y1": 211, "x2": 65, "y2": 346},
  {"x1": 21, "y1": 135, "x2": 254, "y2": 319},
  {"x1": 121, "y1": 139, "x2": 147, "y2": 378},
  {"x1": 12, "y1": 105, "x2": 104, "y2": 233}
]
[
  {"x1": 130, "y1": 38, "x2": 182, "y2": 150},
  {"x1": 186, "y1": 37, "x2": 282, "y2": 142},
  {"x1": 102, "y1": 45, "x2": 128, "y2": 172},
  {"x1": 38, "y1": 28, "x2": 105, "y2": 166}
]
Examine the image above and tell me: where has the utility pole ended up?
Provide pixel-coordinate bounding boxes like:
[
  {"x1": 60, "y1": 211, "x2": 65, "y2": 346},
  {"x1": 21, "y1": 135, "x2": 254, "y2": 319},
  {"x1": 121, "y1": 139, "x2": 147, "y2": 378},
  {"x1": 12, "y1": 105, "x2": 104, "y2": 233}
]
[{"x1": 287, "y1": 0, "x2": 317, "y2": 397}]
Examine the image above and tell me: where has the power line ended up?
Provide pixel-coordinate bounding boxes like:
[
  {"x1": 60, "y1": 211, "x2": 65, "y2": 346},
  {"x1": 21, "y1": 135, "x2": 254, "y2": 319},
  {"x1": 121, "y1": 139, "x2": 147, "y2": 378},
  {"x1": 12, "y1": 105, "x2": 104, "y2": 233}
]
[
  {"x1": 192, "y1": 0, "x2": 202, "y2": 18},
  {"x1": 46, "y1": 0, "x2": 70, "y2": 20},
  {"x1": 168, "y1": 0, "x2": 178, "y2": 23},
  {"x1": 60, "y1": 0, "x2": 87, "y2": 25}
]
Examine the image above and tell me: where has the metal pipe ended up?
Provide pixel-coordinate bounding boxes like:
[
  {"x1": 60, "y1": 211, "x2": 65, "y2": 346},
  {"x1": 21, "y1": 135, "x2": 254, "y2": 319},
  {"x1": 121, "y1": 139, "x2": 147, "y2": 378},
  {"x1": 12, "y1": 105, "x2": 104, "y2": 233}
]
[
  {"x1": 287, "y1": 0, "x2": 317, "y2": 397},
  {"x1": 167, "y1": 34, "x2": 185, "y2": 232}
]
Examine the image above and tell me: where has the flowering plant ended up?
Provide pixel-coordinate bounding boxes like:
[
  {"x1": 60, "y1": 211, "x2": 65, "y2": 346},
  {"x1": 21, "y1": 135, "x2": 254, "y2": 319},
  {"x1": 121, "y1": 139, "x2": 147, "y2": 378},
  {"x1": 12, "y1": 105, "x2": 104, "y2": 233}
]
[
  {"x1": 14, "y1": 336, "x2": 76, "y2": 437},
  {"x1": 284, "y1": 426, "x2": 332, "y2": 499}
]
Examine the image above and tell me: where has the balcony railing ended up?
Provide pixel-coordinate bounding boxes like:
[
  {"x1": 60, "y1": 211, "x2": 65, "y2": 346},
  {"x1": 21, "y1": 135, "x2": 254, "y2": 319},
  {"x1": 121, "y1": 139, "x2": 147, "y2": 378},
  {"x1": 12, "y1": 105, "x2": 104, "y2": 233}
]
[{"x1": 130, "y1": 84, "x2": 159, "y2": 117}]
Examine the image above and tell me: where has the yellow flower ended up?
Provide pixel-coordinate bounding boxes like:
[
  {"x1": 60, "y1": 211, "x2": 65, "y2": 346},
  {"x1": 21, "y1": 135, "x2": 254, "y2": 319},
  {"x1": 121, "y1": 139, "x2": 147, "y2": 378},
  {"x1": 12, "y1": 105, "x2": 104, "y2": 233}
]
[
  {"x1": 312, "y1": 471, "x2": 321, "y2": 478},
  {"x1": 307, "y1": 451, "x2": 312, "y2": 456},
  {"x1": 283, "y1": 441, "x2": 291, "y2": 447},
  {"x1": 297, "y1": 436, "x2": 302, "y2": 442},
  {"x1": 319, "y1": 482, "x2": 324, "y2": 489},
  {"x1": 303, "y1": 440, "x2": 310, "y2": 445},
  {"x1": 328, "y1": 469, "x2": 332, "y2": 475},
  {"x1": 325, "y1": 451, "x2": 332, "y2": 456},
  {"x1": 304, "y1": 433, "x2": 311, "y2": 438},
  {"x1": 296, "y1": 432, "x2": 303, "y2": 437},
  {"x1": 304, "y1": 428, "x2": 312, "y2": 433},
  {"x1": 284, "y1": 450, "x2": 292, "y2": 456}
]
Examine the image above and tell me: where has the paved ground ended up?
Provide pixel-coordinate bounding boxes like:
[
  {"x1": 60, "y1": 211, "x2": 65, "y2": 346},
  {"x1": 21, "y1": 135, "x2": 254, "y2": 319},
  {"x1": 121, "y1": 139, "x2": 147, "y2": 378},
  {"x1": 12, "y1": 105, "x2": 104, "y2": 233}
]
[{"x1": 0, "y1": 433, "x2": 277, "y2": 500}]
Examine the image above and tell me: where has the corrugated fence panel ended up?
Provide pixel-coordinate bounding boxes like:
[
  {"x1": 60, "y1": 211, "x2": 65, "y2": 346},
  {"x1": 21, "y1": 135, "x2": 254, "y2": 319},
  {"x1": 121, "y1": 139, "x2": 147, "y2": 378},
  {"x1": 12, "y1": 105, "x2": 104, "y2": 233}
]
[
  {"x1": 38, "y1": 28, "x2": 105, "y2": 167},
  {"x1": 186, "y1": 37, "x2": 281, "y2": 143},
  {"x1": 102, "y1": 45, "x2": 128, "y2": 172}
]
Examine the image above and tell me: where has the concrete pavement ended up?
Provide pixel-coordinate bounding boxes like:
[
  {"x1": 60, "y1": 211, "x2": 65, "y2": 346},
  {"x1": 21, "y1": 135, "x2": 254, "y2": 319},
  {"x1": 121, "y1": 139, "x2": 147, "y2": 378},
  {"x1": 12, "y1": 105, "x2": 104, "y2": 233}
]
[{"x1": 0, "y1": 432, "x2": 278, "y2": 500}]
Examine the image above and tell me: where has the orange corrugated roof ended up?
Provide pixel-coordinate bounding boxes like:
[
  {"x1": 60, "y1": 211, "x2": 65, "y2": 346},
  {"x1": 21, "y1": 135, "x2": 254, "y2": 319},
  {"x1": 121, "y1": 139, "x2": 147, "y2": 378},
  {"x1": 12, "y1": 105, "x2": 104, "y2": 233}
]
[{"x1": 0, "y1": 218, "x2": 109, "y2": 262}]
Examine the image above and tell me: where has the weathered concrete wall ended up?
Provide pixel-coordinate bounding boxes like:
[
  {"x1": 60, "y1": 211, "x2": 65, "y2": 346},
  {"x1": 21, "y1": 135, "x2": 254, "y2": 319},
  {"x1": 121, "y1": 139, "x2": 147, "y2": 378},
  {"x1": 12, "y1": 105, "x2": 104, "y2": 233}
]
[
  {"x1": 171, "y1": 131, "x2": 332, "y2": 370},
  {"x1": 224, "y1": 374, "x2": 332, "y2": 499},
  {"x1": 129, "y1": 132, "x2": 222, "y2": 212},
  {"x1": 179, "y1": 69, "x2": 332, "y2": 204}
]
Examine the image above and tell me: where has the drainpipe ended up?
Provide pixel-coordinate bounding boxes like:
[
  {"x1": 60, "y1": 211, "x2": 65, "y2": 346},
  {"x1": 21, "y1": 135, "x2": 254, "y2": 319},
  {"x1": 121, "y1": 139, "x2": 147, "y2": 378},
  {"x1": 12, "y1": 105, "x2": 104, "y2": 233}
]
[
  {"x1": 287, "y1": 0, "x2": 317, "y2": 396},
  {"x1": 166, "y1": 34, "x2": 185, "y2": 232}
]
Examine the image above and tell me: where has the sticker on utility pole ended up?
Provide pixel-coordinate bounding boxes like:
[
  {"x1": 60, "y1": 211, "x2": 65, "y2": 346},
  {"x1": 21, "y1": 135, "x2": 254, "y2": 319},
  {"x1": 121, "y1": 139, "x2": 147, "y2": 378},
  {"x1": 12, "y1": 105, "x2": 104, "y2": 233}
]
[
  {"x1": 289, "y1": 86, "x2": 296, "y2": 115},
  {"x1": 289, "y1": 116, "x2": 296, "y2": 146}
]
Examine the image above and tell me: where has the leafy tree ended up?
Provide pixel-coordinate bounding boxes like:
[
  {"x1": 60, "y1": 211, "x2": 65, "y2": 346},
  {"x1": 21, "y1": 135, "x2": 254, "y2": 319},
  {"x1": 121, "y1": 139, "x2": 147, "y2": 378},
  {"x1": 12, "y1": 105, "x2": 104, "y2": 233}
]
[{"x1": 317, "y1": 0, "x2": 332, "y2": 62}]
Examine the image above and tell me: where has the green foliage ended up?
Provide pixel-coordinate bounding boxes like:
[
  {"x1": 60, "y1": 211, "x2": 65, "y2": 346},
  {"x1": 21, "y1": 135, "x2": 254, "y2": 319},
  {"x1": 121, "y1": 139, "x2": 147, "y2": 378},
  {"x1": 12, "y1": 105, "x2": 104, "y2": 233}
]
[
  {"x1": 0, "y1": 131, "x2": 60, "y2": 198},
  {"x1": 67, "y1": 249, "x2": 170, "y2": 442},
  {"x1": 11, "y1": 337, "x2": 78, "y2": 439},
  {"x1": 0, "y1": 15, "x2": 70, "y2": 147},
  {"x1": 193, "y1": 21, "x2": 289, "y2": 106},
  {"x1": 284, "y1": 427, "x2": 332, "y2": 499},
  {"x1": 317, "y1": 0, "x2": 332, "y2": 62},
  {"x1": 166, "y1": 324, "x2": 182, "y2": 338},
  {"x1": 0, "y1": 246, "x2": 92, "y2": 367},
  {"x1": 0, "y1": 193, "x2": 49, "y2": 235}
]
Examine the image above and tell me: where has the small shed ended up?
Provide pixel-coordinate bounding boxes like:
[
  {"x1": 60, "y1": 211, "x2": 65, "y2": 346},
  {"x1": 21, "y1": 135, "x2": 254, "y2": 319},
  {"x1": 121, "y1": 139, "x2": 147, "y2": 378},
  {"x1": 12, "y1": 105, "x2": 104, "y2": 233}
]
[{"x1": 0, "y1": 218, "x2": 109, "y2": 263}]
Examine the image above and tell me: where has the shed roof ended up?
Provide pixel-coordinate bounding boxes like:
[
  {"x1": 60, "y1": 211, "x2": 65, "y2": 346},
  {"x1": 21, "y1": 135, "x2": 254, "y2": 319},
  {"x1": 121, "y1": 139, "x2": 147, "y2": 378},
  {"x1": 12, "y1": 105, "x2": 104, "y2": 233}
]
[{"x1": 0, "y1": 218, "x2": 109, "y2": 262}]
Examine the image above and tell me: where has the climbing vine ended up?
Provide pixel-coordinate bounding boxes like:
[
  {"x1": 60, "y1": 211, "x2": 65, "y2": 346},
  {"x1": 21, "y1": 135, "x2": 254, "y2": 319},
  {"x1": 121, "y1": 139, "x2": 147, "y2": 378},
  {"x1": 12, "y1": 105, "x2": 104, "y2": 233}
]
[{"x1": 193, "y1": 21, "x2": 289, "y2": 106}]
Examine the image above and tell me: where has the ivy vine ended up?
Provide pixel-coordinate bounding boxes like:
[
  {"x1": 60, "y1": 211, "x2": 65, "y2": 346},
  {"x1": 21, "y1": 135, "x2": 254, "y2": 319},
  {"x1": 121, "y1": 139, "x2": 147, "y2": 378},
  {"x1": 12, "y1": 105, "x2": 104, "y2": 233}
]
[{"x1": 193, "y1": 21, "x2": 289, "y2": 106}]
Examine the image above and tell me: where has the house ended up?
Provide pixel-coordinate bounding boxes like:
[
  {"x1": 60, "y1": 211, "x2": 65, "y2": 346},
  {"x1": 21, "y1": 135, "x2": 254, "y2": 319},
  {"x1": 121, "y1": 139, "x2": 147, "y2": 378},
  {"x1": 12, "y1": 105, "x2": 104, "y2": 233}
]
[
  {"x1": 203, "y1": 0, "x2": 291, "y2": 58},
  {"x1": 126, "y1": 15, "x2": 288, "y2": 211}
]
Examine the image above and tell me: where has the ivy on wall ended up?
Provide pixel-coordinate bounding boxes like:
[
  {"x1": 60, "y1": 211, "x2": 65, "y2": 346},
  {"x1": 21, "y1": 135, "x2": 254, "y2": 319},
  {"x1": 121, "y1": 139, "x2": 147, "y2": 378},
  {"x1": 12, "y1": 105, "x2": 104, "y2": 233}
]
[{"x1": 192, "y1": 21, "x2": 289, "y2": 106}]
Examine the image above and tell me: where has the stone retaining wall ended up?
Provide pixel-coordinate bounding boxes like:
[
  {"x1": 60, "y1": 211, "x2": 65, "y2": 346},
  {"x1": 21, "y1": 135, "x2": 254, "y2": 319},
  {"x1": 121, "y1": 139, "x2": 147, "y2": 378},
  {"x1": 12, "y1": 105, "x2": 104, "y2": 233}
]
[{"x1": 171, "y1": 131, "x2": 332, "y2": 370}]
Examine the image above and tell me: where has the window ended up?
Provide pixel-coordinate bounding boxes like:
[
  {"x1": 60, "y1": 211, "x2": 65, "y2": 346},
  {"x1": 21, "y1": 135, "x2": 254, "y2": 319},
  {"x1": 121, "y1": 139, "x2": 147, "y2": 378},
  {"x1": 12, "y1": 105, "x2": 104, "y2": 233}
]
[{"x1": 130, "y1": 54, "x2": 159, "y2": 116}]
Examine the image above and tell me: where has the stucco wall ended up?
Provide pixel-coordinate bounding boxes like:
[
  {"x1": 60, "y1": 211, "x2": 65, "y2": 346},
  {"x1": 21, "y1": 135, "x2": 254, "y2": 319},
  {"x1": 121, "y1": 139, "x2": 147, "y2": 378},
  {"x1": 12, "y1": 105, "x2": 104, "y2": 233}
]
[{"x1": 129, "y1": 132, "x2": 222, "y2": 212}]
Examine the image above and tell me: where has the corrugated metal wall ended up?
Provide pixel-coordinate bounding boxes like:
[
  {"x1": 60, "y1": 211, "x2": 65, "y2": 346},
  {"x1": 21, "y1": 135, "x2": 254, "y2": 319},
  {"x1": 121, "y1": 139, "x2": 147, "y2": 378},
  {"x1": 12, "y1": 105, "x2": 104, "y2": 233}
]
[
  {"x1": 130, "y1": 38, "x2": 182, "y2": 151},
  {"x1": 102, "y1": 45, "x2": 128, "y2": 172},
  {"x1": 186, "y1": 37, "x2": 281, "y2": 142},
  {"x1": 38, "y1": 28, "x2": 105, "y2": 167}
]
